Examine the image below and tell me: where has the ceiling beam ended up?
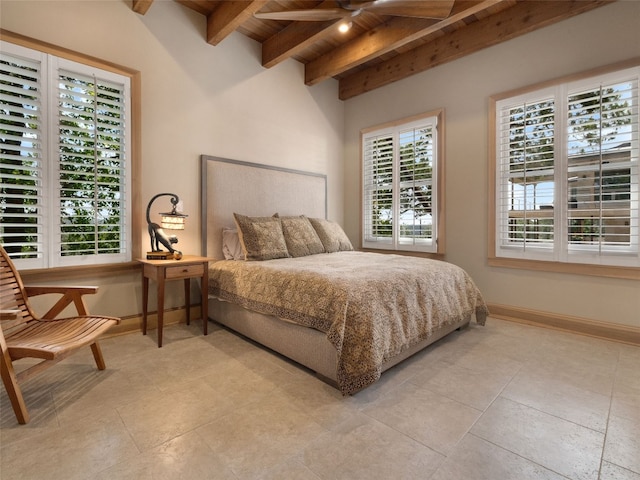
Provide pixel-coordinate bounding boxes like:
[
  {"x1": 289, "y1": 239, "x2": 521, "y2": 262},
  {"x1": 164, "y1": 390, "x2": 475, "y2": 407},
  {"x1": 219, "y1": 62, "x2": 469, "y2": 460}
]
[
  {"x1": 305, "y1": 16, "x2": 438, "y2": 86},
  {"x1": 207, "y1": 0, "x2": 269, "y2": 46},
  {"x1": 261, "y1": 0, "x2": 341, "y2": 68},
  {"x1": 262, "y1": 20, "x2": 338, "y2": 68},
  {"x1": 338, "y1": 0, "x2": 612, "y2": 100},
  {"x1": 304, "y1": 0, "x2": 505, "y2": 86},
  {"x1": 132, "y1": 0, "x2": 154, "y2": 15}
]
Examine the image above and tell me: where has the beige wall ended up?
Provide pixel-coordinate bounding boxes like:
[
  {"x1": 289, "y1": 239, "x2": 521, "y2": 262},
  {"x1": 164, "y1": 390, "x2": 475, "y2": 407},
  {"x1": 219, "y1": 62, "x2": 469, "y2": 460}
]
[
  {"x1": 343, "y1": 1, "x2": 640, "y2": 328},
  {"x1": 2, "y1": 1, "x2": 638, "y2": 331},
  {"x1": 0, "y1": 0, "x2": 345, "y2": 318}
]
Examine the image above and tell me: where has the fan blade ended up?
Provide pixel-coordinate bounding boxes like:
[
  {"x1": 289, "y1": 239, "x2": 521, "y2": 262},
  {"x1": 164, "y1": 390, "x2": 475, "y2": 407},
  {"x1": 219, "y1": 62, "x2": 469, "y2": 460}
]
[
  {"x1": 363, "y1": 0, "x2": 455, "y2": 19},
  {"x1": 254, "y1": 8, "x2": 351, "y2": 21}
]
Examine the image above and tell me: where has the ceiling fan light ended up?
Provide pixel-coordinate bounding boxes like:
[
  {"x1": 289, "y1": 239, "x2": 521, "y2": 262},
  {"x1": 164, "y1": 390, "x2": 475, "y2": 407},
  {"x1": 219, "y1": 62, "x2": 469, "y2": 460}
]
[{"x1": 338, "y1": 21, "x2": 352, "y2": 33}]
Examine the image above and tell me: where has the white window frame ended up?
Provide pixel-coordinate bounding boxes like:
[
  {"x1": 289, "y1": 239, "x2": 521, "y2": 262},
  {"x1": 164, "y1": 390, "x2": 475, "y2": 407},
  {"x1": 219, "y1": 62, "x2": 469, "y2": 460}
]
[
  {"x1": 362, "y1": 110, "x2": 444, "y2": 254},
  {"x1": 1, "y1": 41, "x2": 132, "y2": 270},
  {"x1": 491, "y1": 62, "x2": 640, "y2": 275}
]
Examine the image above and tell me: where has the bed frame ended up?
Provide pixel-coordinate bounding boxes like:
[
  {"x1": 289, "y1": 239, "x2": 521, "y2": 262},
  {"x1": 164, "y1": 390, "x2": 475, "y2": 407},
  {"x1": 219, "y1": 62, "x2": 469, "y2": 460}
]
[{"x1": 201, "y1": 155, "x2": 469, "y2": 388}]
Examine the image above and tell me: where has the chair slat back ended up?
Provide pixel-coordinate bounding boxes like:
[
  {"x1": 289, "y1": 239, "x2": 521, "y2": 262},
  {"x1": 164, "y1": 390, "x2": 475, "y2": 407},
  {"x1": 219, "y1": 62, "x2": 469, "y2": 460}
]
[{"x1": 0, "y1": 247, "x2": 36, "y2": 331}]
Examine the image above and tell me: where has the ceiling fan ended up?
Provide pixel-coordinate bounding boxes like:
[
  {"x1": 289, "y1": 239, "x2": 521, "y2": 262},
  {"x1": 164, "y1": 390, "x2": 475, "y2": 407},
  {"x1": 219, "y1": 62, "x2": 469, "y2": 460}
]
[{"x1": 253, "y1": 0, "x2": 456, "y2": 22}]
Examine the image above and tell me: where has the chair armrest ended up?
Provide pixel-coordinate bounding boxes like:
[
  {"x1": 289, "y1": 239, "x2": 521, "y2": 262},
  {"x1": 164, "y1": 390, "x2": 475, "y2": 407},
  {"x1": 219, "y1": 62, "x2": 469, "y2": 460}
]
[
  {"x1": 25, "y1": 286, "x2": 98, "y2": 296},
  {"x1": 24, "y1": 286, "x2": 99, "y2": 319},
  {"x1": 0, "y1": 310, "x2": 21, "y2": 321}
]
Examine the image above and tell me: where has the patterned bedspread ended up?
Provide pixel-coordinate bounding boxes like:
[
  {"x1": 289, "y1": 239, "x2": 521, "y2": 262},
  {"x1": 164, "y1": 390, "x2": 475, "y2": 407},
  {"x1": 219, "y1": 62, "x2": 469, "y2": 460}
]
[{"x1": 208, "y1": 251, "x2": 488, "y2": 394}]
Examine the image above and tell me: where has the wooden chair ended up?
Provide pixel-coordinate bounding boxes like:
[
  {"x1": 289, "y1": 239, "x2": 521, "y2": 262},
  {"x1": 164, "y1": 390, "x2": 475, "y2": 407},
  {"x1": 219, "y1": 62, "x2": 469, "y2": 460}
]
[{"x1": 0, "y1": 246, "x2": 120, "y2": 424}]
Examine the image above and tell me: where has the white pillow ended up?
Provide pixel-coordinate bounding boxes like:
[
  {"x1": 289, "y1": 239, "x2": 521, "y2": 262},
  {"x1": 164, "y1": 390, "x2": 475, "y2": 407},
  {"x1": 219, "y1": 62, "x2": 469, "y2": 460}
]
[{"x1": 222, "y1": 228, "x2": 245, "y2": 260}]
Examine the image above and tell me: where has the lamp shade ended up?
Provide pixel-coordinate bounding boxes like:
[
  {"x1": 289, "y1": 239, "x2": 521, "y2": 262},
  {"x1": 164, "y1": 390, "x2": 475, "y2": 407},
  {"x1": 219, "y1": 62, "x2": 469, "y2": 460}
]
[{"x1": 160, "y1": 213, "x2": 187, "y2": 230}]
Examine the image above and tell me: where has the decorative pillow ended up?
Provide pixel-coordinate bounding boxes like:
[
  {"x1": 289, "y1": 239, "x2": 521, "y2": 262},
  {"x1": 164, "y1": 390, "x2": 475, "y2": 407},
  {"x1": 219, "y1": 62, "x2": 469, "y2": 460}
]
[
  {"x1": 222, "y1": 228, "x2": 245, "y2": 260},
  {"x1": 309, "y1": 218, "x2": 354, "y2": 253},
  {"x1": 278, "y1": 215, "x2": 325, "y2": 257},
  {"x1": 233, "y1": 213, "x2": 289, "y2": 261}
]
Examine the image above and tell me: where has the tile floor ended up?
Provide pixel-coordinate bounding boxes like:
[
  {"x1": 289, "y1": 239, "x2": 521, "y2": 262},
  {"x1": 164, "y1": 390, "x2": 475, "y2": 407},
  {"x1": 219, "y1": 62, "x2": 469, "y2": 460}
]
[{"x1": 1, "y1": 317, "x2": 638, "y2": 480}]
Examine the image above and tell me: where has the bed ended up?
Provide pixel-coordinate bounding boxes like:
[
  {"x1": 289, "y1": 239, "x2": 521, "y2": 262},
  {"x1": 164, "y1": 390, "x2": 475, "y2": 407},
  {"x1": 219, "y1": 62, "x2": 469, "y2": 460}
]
[{"x1": 201, "y1": 155, "x2": 488, "y2": 394}]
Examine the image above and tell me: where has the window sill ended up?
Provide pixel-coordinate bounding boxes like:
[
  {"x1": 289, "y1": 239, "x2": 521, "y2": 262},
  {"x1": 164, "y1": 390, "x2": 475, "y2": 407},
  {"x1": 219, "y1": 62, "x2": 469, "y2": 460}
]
[
  {"x1": 488, "y1": 256, "x2": 640, "y2": 280},
  {"x1": 361, "y1": 247, "x2": 445, "y2": 260}
]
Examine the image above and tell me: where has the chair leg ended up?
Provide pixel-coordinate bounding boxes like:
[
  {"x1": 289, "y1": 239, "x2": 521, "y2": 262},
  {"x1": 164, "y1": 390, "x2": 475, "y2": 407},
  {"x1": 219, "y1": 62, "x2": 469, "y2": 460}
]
[
  {"x1": 90, "y1": 342, "x2": 106, "y2": 370},
  {"x1": 0, "y1": 347, "x2": 30, "y2": 424}
]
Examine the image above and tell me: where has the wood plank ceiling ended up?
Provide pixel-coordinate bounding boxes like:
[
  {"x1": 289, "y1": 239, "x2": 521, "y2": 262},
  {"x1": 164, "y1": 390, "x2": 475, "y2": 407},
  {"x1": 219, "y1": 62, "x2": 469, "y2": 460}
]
[{"x1": 131, "y1": 0, "x2": 613, "y2": 100}]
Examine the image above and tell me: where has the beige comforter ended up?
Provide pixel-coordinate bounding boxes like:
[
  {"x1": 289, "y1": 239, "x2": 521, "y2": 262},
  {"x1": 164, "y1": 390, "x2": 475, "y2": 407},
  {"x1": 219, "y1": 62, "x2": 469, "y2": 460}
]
[{"x1": 208, "y1": 251, "x2": 488, "y2": 394}]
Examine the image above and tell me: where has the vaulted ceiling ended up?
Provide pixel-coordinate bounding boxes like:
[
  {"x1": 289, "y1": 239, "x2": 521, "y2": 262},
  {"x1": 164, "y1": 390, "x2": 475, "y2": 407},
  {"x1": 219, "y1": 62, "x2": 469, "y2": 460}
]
[{"x1": 131, "y1": 0, "x2": 612, "y2": 100}]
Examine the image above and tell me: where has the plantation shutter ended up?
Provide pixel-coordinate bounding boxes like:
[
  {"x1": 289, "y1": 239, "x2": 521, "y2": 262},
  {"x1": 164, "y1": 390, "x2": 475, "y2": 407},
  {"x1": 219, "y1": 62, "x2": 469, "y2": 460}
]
[
  {"x1": 495, "y1": 66, "x2": 639, "y2": 267},
  {"x1": 566, "y1": 78, "x2": 638, "y2": 255},
  {"x1": 362, "y1": 113, "x2": 441, "y2": 252},
  {"x1": 0, "y1": 48, "x2": 46, "y2": 267},
  {"x1": 56, "y1": 65, "x2": 128, "y2": 263},
  {"x1": 496, "y1": 94, "x2": 556, "y2": 255},
  {"x1": 1, "y1": 40, "x2": 131, "y2": 269},
  {"x1": 398, "y1": 123, "x2": 435, "y2": 247},
  {"x1": 363, "y1": 132, "x2": 394, "y2": 245}
]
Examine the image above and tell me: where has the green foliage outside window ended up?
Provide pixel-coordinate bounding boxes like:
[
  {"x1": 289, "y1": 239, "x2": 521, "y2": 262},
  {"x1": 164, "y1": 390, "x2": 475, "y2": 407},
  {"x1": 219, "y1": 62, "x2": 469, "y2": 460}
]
[{"x1": 1, "y1": 57, "x2": 127, "y2": 259}]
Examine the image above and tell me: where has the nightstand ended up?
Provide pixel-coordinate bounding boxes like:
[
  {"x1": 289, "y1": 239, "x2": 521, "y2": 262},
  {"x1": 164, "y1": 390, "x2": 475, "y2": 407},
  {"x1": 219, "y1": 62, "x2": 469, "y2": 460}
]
[{"x1": 138, "y1": 255, "x2": 211, "y2": 347}]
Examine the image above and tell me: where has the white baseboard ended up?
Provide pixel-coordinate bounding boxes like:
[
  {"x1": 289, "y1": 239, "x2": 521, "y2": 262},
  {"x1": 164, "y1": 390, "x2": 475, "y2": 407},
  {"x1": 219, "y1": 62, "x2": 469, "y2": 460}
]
[{"x1": 487, "y1": 303, "x2": 640, "y2": 346}]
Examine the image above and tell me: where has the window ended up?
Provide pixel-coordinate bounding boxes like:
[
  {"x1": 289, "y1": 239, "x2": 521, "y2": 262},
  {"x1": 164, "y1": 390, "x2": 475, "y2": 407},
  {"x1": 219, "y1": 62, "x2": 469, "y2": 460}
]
[
  {"x1": 1, "y1": 41, "x2": 132, "y2": 269},
  {"x1": 362, "y1": 110, "x2": 443, "y2": 253},
  {"x1": 492, "y1": 64, "x2": 639, "y2": 272}
]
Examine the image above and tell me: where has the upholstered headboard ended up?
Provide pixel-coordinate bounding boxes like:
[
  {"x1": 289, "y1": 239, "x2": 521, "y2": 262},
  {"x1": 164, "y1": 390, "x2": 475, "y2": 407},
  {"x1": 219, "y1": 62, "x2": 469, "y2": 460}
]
[{"x1": 200, "y1": 155, "x2": 328, "y2": 259}]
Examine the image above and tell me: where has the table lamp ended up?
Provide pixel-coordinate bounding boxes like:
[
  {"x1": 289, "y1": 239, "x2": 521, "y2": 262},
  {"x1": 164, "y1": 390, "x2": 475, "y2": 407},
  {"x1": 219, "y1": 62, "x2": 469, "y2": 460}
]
[{"x1": 146, "y1": 193, "x2": 188, "y2": 260}]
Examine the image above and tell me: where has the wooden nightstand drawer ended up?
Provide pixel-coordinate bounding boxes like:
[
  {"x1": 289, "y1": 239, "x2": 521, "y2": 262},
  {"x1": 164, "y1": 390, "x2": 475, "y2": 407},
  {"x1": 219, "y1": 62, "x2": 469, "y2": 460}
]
[{"x1": 165, "y1": 263, "x2": 205, "y2": 279}]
